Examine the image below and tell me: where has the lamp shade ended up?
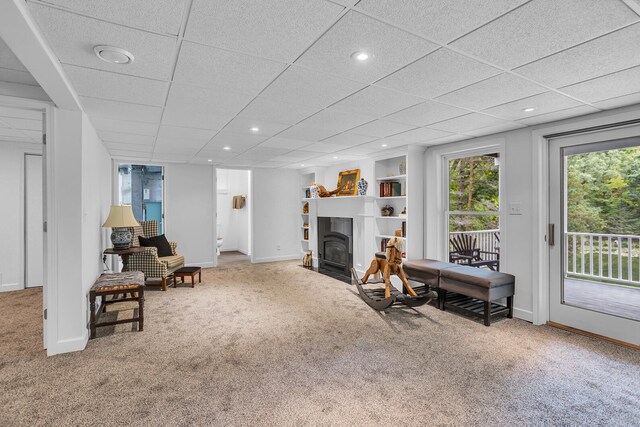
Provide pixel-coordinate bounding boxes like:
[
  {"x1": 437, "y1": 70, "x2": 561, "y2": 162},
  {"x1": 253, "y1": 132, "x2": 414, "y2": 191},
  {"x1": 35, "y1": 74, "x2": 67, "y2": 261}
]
[{"x1": 102, "y1": 205, "x2": 140, "y2": 228}]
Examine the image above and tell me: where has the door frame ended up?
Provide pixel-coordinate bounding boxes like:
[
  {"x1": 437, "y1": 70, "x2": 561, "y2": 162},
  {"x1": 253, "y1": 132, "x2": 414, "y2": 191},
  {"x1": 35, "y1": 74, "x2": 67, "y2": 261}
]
[
  {"x1": 531, "y1": 107, "x2": 640, "y2": 326},
  {"x1": 24, "y1": 153, "x2": 44, "y2": 289}
]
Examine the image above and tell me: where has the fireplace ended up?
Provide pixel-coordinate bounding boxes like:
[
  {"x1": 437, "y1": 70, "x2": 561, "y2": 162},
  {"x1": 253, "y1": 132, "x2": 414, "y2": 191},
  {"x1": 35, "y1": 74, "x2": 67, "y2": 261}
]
[{"x1": 317, "y1": 217, "x2": 353, "y2": 281}]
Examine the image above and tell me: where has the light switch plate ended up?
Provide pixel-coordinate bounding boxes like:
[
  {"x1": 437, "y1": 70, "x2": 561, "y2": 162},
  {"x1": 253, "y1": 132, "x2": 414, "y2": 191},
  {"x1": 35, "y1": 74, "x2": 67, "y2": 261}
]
[{"x1": 509, "y1": 203, "x2": 523, "y2": 215}]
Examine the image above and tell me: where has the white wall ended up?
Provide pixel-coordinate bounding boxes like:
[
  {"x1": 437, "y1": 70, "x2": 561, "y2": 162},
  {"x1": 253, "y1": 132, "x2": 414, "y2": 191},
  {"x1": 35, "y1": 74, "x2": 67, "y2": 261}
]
[
  {"x1": 312, "y1": 158, "x2": 375, "y2": 194},
  {"x1": 217, "y1": 168, "x2": 250, "y2": 254},
  {"x1": 165, "y1": 164, "x2": 215, "y2": 268},
  {"x1": 0, "y1": 140, "x2": 42, "y2": 291},
  {"x1": 252, "y1": 168, "x2": 300, "y2": 263}
]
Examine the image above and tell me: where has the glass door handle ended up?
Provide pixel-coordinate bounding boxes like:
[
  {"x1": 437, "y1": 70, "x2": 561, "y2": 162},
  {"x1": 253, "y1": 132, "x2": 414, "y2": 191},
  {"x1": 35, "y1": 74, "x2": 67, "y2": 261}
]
[{"x1": 547, "y1": 224, "x2": 555, "y2": 246}]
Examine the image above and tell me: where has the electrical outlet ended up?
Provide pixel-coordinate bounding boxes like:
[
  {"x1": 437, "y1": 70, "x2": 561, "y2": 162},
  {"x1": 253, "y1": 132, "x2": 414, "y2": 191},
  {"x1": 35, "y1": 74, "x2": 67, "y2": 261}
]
[
  {"x1": 276, "y1": 245, "x2": 281, "y2": 251},
  {"x1": 509, "y1": 203, "x2": 523, "y2": 215}
]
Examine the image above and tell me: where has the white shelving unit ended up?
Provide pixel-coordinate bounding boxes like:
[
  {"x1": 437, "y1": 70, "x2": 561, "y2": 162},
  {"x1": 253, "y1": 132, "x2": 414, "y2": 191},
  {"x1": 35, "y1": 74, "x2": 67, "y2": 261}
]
[
  {"x1": 300, "y1": 173, "x2": 314, "y2": 256},
  {"x1": 374, "y1": 155, "x2": 408, "y2": 257}
]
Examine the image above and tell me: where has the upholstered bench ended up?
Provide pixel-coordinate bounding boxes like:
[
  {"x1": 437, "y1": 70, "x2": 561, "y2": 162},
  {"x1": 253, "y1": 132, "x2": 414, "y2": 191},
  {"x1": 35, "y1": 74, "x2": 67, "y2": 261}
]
[
  {"x1": 440, "y1": 265, "x2": 515, "y2": 326},
  {"x1": 89, "y1": 271, "x2": 145, "y2": 339},
  {"x1": 403, "y1": 259, "x2": 457, "y2": 309}
]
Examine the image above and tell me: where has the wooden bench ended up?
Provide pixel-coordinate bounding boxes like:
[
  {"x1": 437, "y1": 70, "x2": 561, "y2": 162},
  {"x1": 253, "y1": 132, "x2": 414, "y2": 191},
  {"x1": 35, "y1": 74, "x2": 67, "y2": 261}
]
[{"x1": 89, "y1": 271, "x2": 145, "y2": 339}]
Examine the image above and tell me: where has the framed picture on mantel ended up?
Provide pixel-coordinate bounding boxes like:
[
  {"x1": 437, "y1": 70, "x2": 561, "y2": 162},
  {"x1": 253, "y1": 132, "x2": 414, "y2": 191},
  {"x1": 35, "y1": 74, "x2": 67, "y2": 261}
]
[{"x1": 337, "y1": 169, "x2": 360, "y2": 196}]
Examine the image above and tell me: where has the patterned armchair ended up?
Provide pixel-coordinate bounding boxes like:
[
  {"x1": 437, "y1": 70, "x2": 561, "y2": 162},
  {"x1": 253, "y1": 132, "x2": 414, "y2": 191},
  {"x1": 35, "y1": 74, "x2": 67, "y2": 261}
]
[{"x1": 124, "y1": 220, "x2": 185, "y2": 291}]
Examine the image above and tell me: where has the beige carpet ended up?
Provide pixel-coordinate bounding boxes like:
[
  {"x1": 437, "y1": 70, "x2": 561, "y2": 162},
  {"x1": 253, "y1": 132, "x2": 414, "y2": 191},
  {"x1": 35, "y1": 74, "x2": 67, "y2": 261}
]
[{"x1": 1, "y1": 261, "x2": 639, "y2": 426}]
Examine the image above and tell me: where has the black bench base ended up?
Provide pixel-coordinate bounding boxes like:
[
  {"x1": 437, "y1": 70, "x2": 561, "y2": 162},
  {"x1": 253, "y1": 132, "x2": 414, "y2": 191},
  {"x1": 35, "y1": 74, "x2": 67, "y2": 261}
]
[{"x1": 440, "y1": 290, "x2": 513, "y2": 326}]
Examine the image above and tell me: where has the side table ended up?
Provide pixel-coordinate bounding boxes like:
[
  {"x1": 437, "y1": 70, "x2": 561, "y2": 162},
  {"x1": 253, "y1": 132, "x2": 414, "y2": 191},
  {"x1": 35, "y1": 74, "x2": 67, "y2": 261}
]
[{"x1": 104, "y1": 246, "x2": 146, "y2": 272}]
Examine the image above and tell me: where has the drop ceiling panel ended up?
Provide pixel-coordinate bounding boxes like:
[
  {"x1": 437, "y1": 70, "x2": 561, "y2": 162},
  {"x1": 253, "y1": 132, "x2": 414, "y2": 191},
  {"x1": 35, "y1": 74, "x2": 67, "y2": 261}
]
[
  {"x1": 260, "y1": 66, "x2": 365, "y2": 108},
  {"x1": 0, "y1": 38, "x2": 28, "y2": 71},
  {"x1": 64, "y1": 65, "x2": 168, "y2": 106},
  {"x1": 388, "y1": 127, "x2": 453, "y2": 143},
  {"x1": 298, "y1": 108, "x2": 374, "y2": 132},
  {"x1": 451, "y1": 0, "x2": 639, "y2": 69},
  {"x1": 435, "y1": 73, "x2": 546, "y2": 110},
  {"x1": 91, "y1": 117, "x2": 159, "y2": 136},
  {"x1": 515, "y1": 23, "x2": 640, "y2": 88},
  {"x1": 276, "y1": 124, "x2": 339, "y2": 142},
  {"x1": 237, "y1": 97, "x2": 319, "y2": 125},
  {"x1": 154, "y1": 138, "x2": 205, "y2": 152},
  {"x1": 271, "y1": 150, "x2": 317, "y2": 160},
  {"x1": 207, "y1": 131, "x2": 267, "y2": 150},
  {"x1": 593, "y1": 91, "x2": 640, "y2": 110},
  {"x1": 383, "y1": 100, "x2": 470, "y2": 127},
  {"x1": 464, "y1": 121, "x2": 526, "y2": 137},
  {"x1": 157, "y1": 125, "x2": 217, "y2": 141},
  {"x1": 110, "y1": 149, "x2": 152, "y2": 158},
  {"x1": 321, "y1": 132, "x2": 377, "y2": 146},
  {"x1": 560, "y1": 66, "x2": 640, "y2": 103},
  {"x1": 302, "y1": 141, "x2": 348, "y2": 153},
  {"x1": 357, "y1": 0, "x2": 527, "y2": 44},
  {"x1": 161, "y1": 106, "x2": 233, "y2": 130},
  {"x1": 173, "y1": 41, "x2": 287, "y2": 95},
  {"x1": 166, "y1": 83, "x2": 254, "y2": 116},
  {"x1": 331, "y1": 85, "x2": 424, "y2": 117},
  {"x1": 428, "y1": 113, "x2": 511, "y2": 133},
  {"x1": 0, "y1": 106, "x2": 42, "y2": 121},
  {"x1": 259, "y1": 137, "x2": 314, "y2": 150},
  {"x1": 234, "y1": 147, "x2": 290, "y2": 160},
  {"x1": 80, "y1": 97, "x2": 163, "y2": 123},
  {"x1": 376, "y1": 48, "x2": 501, "y2": 99},
  {"x1": 222, "y1": 117, "x2": 290, "y2": 137},
  {"x1": 517, "y1": 105, "x2": 600, "y2": 126},
  {"x1": 1, "y1": 117, "x2": 41, "y2": 131},
  {"x1": 482, "y1": 92, "x2": 584, "y2": 121},
  {"x1": 29, "y1": 3, "x2": 177, "y2": 81},
  {"x1": 347, "y1": 120, "x2": 415, "y2": 138},
  {"x1": 104, "y1": 141, "x2": 154, "y2": 152},
  {"x1": 36, "y1": 0, "x2": 187, "y2": 35},
  {"x1": 185, "y1": 0, "x2": 343, "y2": 62},
  {"x1": 296, "y1": 11, "x2": 438, "y2": 83},
  {"x1": 0, "y1": 68, "x2": 39, "y2": 86}
]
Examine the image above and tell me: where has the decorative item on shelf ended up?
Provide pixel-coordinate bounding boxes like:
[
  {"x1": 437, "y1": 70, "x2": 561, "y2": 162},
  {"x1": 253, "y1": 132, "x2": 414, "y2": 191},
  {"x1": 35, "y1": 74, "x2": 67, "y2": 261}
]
[
  {"x1": 379, "y1": 181, "x2": 401, "y2": 197},
  {"x1": 337, "y1": 169, "x2": 360, "y2": 196},
  {"x1": 398, "y1": 207, "x2": 407, "y2": 218},
  {"x1": 303, "y1": 223, "x2": 309, "y2": 228},
  {"x1": 381, "y1": 204, "x2": 394, "y2": 217},
  {"x1": 315, "y1": 183, "x2": 345, "y2": 197},
  {"x1": 304, "y1": 188, "x2": 311, "y2": 198},
  {"x1": 303, "y1": 228, "x2": 309, "y2": 240},
  {"x1": 401, "y1": 221, "x2": 406, "y2": 237},
  {"x1": 303, "y1": 250, "x2": 313, "y2": 268},
  {"x1": 394, "y1": 230, "x2": 403, "y2": 237},
  {"x1": 399, "y1": 159, "x2": 406, "y2": 175},
  {"x1": 302, "y1": 202, "x2": 309, "y2": 214},
  {"x1": 102, "y1": 205, "x2": 140, "y2": 249},
  {"x1": 357, "y1": 177, "x2": 368, "y2": 196},
  {"x1": 310, "y1": 183, "x2": 320, "y2": 199}
]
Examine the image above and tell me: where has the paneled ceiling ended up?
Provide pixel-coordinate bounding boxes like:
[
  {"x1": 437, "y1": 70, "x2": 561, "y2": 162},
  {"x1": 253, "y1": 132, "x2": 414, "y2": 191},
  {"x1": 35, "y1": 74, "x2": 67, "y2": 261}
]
[{"x1": 25, "y1": 0, "x2": 640, "y2": 168}]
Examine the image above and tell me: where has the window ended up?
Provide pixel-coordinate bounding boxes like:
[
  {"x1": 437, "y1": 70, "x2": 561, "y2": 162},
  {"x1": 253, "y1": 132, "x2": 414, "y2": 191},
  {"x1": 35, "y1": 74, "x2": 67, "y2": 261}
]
[{"x1": 118, "y1": 164, "x2": 164, "y2": 233}]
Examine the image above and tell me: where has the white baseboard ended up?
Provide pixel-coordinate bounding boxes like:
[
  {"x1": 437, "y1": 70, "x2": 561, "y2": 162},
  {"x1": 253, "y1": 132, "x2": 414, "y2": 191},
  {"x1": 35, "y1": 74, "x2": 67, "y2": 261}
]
[
  {"x1": 47, "y1": 333, "x2": 88, "y2": 356},
  {"x1": 513, "y1": 307, "x2": 533, "y2": 322},
  {"x1": 253, "y1": 254, "x2": 300, "y2": 264},
  {"x1": 0, "y1": 282, "x2": 22, "y2": 292},
  {"x1": 188, "y1": 261, "x2": 215, "y2": 268}
]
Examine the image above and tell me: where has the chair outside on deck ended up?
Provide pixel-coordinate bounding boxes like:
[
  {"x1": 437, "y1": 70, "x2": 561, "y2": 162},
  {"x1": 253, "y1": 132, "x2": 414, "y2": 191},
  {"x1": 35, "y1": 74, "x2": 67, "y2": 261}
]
[
  {"x1": 124, "y1": 220, "x2": 185, "y2": 291},
  {"x1": 449, "y1": 233, "x2": 500, "y2": 271}
]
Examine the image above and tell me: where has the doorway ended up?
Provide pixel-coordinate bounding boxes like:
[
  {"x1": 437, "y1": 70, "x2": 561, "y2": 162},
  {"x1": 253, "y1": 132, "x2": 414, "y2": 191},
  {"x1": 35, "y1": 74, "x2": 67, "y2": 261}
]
[
  {"x1": 117, "y1": 164, "x2": 164, "y2": 231},
  {"x1": 549, "y1": 127, "x2": 640, "y2": 345},
  {"x1": 216, "y1": 169, "x2": 251, "y2": 266},
  {"x1": 25, "y1": 153, "x2": 43, "y2": 288}
]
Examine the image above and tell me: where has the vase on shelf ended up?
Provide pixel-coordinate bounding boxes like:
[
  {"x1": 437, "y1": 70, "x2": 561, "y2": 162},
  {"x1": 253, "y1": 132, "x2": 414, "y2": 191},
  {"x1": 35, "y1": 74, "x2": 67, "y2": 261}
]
[
  {"x1": 310, "y1": 184, "x2": 319, "y2": 199},
  {"x1": 399, "y1": 159, "x2": 406, "y2": 175},
  {"x1": 357, "y1": 178, "x2": 368, "y2": 196}
]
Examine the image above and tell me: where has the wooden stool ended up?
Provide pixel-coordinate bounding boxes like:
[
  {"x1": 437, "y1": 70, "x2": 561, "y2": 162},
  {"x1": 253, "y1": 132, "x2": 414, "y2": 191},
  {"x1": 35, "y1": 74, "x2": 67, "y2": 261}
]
[
  {"x1": 172, "y1": 266, "x2": 202, "y2": 288},
  {"x1": 89, "y1": 272, "x2": 145, "y2": 339}
]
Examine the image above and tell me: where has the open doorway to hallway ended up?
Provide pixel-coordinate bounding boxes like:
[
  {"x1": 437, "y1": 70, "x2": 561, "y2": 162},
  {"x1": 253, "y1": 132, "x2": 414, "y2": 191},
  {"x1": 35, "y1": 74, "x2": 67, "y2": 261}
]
[{"x1": 216, "y1": 169, "x2": 251, "y2": 266}]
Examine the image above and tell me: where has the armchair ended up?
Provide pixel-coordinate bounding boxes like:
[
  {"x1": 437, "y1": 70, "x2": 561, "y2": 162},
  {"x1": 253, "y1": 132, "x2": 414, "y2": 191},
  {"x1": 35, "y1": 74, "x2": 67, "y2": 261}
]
[{"x1": 124, "y1": 220, "x2": 185, "y2": 291}]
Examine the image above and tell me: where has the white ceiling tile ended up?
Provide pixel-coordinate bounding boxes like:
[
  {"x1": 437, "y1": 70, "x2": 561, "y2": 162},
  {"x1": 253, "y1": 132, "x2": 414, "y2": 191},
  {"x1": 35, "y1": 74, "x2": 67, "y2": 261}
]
[
  {"x1": 0, "y1": 106, "x2": 41, "y2": 121},
  {"x1": 98, "y1": 130, "x2": 156, "y2": 145},
  {"x1": 296, "y1": 11, "x2": 438, "y2": 83},
  {"x1": 559, "y1": 66, "x2": 640, "y2": 103},
  {"x1": 208, "y1": 131, "x2": 267, "y2": 150},
  {"x1": 37, "y1": 0, "x2": 187, "y2": 35},
  {"x1": 1, "y1": 117, "x2": 41, "y2": 131},
  {"x1": 428, "y1": 113, "x2": 511, "y2": 133},
  {"x1": 383, "y1": 100, "x2": 470, "y2": 127},
  {"x1": 234, "y1": 147, "x2": 290, "y2": 160},
  {"x1": 303, "y1": 141, "x2": 348, "y2": 153},
  {"x1": 421, "y1": 134, "x2": 472, "y2": 146},
  {"x1": 222, "y1": 117, "x2": 290, "y2": 137},
  {"x1": 238, "y1": 97, "x2": 319, "y2": 125},
  {"x1": 482, "y1": 92, "x2": 584, "y2": 121},
  {"x1": 259, "y1": 137, "x2": 313, "y2": 150},
  {"x1": 104, "y1": 141, "x2": 154, "y2": 152},
  {"x1": 357, "y1": 0, "x2": 527, "y2": 43},
  {"x1": 64, "y1": 65, "x2": 168, "y2": 106},
  {"x1": 109, "y1": 148, "x2": 153, "y2": 157},
  {"x1": 435, "y1": 73, "x2": 546, "y2": 110},
  {"x1": 388, "y1": 127, "x2": 453, "y2": 143},
  {"x1": 185, "y1": 0, "x2": 343, "y2": 62},
  {"x1": 260, "y1": 65, "x2": 365, "y2": 108},
  {"x1": 297, "y1": 108, "x2": 374, "y2": 132},
  {"x1": 157, "y1": 125, "x2": 217, "y2": 141},
  {"x1": 376, "y1": 48, "x2": 501, "y2": 99},
  {"x1": 593, "y1": 91, "x2": 640, "y2": 110},
  {"x1": 515, "y1": 23, "x2": 640, "y2": 88},
  {"x1": 338, "y1": 141, "x2": 399, "y2": 155},
  {"x1": 271, "y1": 150, "x2": 317, "y2": 161},
  {"x1": 0, "y1": 68, "x2": 39, "y2": 86},
  {"x1": 346, "y1": 119, "x2": 415, "y2": 138},
  {"x1": 276, "y1": 124, "x2": 339, "y2": 142},
  {"x1": 0, "y1": 127, "x2": 25, "y2": 138},
  {"x1": 451, "y1": 0, "x2": 639, "y2": 69},
  {"x1": 331, "y1": 85, "x2": 424, "y2": 117},
  {"x1": 0, "y1": 38, "x2": 27, "y2": 71},
  {"x1": 29, "y1": 3, "x2": 177, "y2": 81},
  {"x1": 321, "y1": 132, "x2": 376, "y2": 146},
  {"x1": 166, "y1": 83, "x2": 253, "y2": 116},
  {"x1": 154, "y1": 139, "x2": 205, "y2": 152},
  {"x1": 173, "y1": 41, "x2": 287, "y2": 95},
  {"x1": 91, "y1": 117, "x2": 159, "y2": 136},
  {"x1": 152, "y1": 153, "x2": 193, "y2": 162},
  {"x1": 463, "y1": 121, "x2": 527, "y2": 137},
  {"x1": 81, "y1": 97, "x2": 163, "y2": 123},
  {"x1": 161, "y1": 106, "x2": 233, "y2": 130},
  {"x1": 516, "y1": 105, "x2": 601, "y2": 126}
]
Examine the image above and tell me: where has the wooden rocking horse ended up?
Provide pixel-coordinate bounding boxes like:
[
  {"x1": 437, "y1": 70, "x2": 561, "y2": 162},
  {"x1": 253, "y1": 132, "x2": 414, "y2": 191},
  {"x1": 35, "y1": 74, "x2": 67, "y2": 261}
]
[{"x1": 351, "y1": 237, "x2": 438, "y2": 311}]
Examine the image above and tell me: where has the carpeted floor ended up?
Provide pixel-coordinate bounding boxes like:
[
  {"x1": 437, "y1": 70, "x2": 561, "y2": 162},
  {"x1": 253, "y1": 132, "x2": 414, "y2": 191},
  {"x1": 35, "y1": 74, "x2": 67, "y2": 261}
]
[{"x1": 1, "y1": 261, "x2": 639, "y2": 426}]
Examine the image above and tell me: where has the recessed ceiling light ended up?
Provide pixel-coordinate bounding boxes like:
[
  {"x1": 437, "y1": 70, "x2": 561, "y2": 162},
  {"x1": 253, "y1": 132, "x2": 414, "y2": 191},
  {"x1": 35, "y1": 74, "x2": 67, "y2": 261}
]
[
  {"x1": 381, "y1": 144, "x2": 388, "y2": 147},
  {"x1": 333, "y1": 156, "x2": 338, "y2": 159},
  {"x1": 223, "y1": 146, "x2": 231, "y2": 150},
  {"x1": 94, "y1": 45, "x2": 134, "y2": 64},
  {"x1": 301, "y1": 164, "x2": 305, "y2": 167},
  {"x1": 249, "y1": 127, "x2": 259, "y2": 132},
  {"x1": 207, "y1": 159, "x2": 212, "y2": 162},
  {"x1": 522, "y1": 107, "x2": 536, "y2": 112},
  {"x1": 351, "y1": 51, "x2": 371, "y2": 62}
]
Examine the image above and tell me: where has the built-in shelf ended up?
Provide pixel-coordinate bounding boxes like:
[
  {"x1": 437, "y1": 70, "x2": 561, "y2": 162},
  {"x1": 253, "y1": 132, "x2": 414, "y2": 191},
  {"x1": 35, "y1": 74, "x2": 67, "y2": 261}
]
[
  {"x1": 376, "y1": 174, "x2": 406, "y2": 181},
  {"x1": 378, "y1": 195, "x2": 406, "y2": 199},
  {"x1": 376, "y1": 234, "x2": 406, "y2": 240},
  {"x1": 301, "y1": 239, "x2": 309, "y2": 243},
  {"x1": 301, "y1": 213, "x2": 309, "y2": 215},
  {"x1": 305, "y1": 195, "x2": 375, "y2": 201},
  {"x1": 376, "y1": 216, "x2": 407, "y2": 220}
]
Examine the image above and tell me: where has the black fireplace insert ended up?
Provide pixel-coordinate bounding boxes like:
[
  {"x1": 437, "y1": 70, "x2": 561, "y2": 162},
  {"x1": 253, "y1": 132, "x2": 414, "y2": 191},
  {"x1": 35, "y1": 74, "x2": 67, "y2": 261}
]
[{"x1": 317, "y1": 217, "x2": 353, "y2": 281}]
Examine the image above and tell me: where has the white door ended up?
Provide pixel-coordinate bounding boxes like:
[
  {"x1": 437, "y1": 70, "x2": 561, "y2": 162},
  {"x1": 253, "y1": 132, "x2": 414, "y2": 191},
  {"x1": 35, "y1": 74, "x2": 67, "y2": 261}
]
[
  {"x1": 25, "y1": 153, "x2": 43, "y2": 288},
  {"x1": 549, "y1": 125, "x2": 640, "y2": 346}
]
